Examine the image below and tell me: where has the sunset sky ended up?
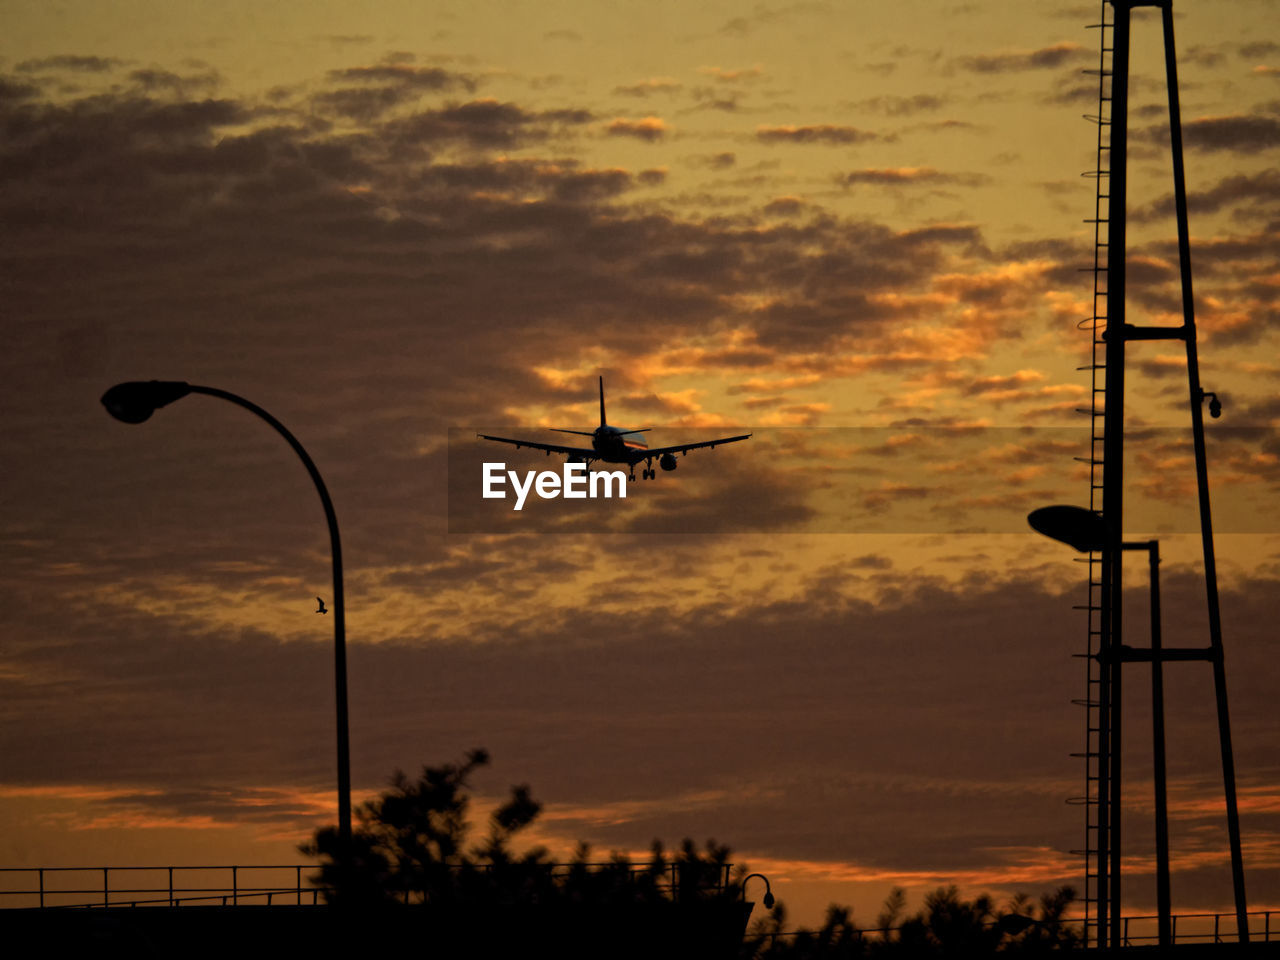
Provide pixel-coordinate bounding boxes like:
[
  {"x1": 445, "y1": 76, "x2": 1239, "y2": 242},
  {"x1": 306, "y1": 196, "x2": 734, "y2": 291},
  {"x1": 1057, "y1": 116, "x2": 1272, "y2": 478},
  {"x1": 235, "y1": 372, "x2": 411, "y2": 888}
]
[{"x1": 3, "y1": 0, "x2": 1279, "y2": 928}]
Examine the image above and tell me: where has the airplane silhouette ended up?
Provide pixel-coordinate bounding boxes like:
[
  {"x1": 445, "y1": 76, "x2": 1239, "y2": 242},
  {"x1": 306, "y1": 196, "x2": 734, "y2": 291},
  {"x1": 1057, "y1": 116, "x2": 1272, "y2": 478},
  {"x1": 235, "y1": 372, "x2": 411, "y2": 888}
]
[{"x1": 478, "y1": 377, "x2": 750, "y2": 480}]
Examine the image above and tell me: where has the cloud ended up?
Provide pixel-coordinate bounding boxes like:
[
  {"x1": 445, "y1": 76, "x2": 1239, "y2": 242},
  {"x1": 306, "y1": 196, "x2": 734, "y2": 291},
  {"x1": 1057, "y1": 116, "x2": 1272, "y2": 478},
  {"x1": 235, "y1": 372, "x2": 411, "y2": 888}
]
[
  {"x1": 756, "y1": 124, "x2": 879, "y2": 145},
  {"x1": 962, "y1": 371, "x2": 1046, "y2": 395},
  {"x1": 850, "y1": 94, "x2": 948, "y2": 116},
  {"x1": 613, "y1": 77, "x2": 682, "y2": 97},
  {"x1": 326, "y1": 64, "x2": 476, "y2": 90},
  {"x1": 955, "y1": 42, "x2": 1088, "y2": 74},
  {"x1": 697, "y1": 65, "x2": 765, "y2": 83},
  {"x1": 16, "y1": 55, "x2": 124, "y2": 73},
  {"x1": 127, "y1": 67, "x2": 221, "y2": 97},
  {"x1": 1139, "y1": 111, "x2": 1280, "y2": 155},
  {"x1": 762, "y1": 195, "x2": 810, "y2": 216},
  {"x1": 0, "y1": 56, "x2": 1062, "y2": 545},
  {"x1": 716, "y1": 3, "x2": 829, "y2": 38},
  {"x1": 841, "y1": 167, "x2": 989, "y2": 187},
  {"x1": 417, "y1": 158, "x2": 641, "y2": 203},
  {"x1": 695, "y1": 152, "x2": 736, "y2": 169},
  {"x1": 687, "y1": 87, "x2": 741, "y2": 112},
  {"x1": 1179, "y1": 44, "x2": 1230, "y2": 69},
  {"x1": 1183, "y1": 113, "x2": 1280, "y2": 153},
  {"x1": 2, "y1": 555, "x2": 1103, "y2": 813},
  {"x1": 605, "y1": 116, "x2": 667, "y2": 141},
  {"x1": 387, "y1": 99, "x2": 593, "y2": 149},
  {"x1": 1043, "y1": 79, "x2": 1103, "y2": 106},
  {"x1": 0, "y1": 77, "x2": 40, "y2": 101},
  {"x1": 313, "y1": 65, "x2": 478, "y2": 120},
  {"x1": 1239, "y1": 41, "x2": 1280, "y2": 60},
  {"x1": 1132, "y1": 169, "x2": 1280, "y2": 223},
  {"x1": 323, "y1": 34, "x2": 374, "y2": 46}
]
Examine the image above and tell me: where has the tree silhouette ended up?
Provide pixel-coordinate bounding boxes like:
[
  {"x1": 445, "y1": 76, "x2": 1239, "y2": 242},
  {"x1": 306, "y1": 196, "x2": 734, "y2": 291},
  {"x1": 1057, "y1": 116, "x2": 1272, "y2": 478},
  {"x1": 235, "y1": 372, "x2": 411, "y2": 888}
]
[
  {"x1": 300, "y1": 748, "x2": 553, "y2": 906},
  {"x1": 302, "y1": 753, "x2": 1079, "y2": 958},
  {"x1": 301, "y1": 750, "x2": 749, "y2": 912},
  {"x1": 744, "y1": 884, "x2": 1081, "y2": 958},
  {"x1": 299, "y1": 751, "x2": 757, "y2": 959}
]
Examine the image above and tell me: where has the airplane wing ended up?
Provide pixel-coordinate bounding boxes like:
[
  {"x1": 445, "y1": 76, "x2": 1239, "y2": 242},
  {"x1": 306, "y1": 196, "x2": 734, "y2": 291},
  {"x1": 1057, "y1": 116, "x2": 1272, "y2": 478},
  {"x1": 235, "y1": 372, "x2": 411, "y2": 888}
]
[
  {"x1": 477, "y1": 433, "x2": 598, "y2": 459},
  {"x1": 633, "y1": 433, "x2": 752, "y2": 462}
]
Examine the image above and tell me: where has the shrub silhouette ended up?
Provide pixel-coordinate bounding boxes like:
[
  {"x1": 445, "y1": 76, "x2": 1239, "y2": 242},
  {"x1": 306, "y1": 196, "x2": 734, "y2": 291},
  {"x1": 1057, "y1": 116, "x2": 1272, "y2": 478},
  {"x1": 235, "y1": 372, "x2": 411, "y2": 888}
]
[
  {"x1": 303, "y1": 751, "x2": 1076, "y2": 957},
  {"x1": 300, "y1": 749, "x2": 744, "y2": 911},
  {"x1": 745, "y1": 884, "x2": 1080, "y2": 957}
]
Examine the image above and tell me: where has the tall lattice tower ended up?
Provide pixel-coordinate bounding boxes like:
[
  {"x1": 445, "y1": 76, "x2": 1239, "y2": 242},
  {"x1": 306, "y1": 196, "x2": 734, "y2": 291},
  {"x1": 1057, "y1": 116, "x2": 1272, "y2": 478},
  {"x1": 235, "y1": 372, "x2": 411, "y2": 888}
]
[{"x1": 1070, "y1": 0, "x2": 1249, "y2": 949}]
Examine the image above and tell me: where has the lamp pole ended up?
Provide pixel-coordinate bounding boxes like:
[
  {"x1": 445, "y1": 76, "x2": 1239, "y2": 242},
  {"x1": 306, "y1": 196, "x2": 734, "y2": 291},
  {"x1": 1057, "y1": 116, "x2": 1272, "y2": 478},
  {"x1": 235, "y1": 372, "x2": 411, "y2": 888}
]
[
  {"x1": 1133, "y1": 540, "x2": 1171, "y2": 948},
  {"x1": 101, "y1": 381, "x2": 352, "y2": 856}
]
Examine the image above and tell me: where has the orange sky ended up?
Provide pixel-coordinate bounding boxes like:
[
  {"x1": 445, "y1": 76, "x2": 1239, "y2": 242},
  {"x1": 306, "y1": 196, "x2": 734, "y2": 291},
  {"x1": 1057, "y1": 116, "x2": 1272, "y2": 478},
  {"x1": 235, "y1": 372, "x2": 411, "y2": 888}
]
[{"x1": 2, "y1": 0, "x2": 1279, "y2": 929}]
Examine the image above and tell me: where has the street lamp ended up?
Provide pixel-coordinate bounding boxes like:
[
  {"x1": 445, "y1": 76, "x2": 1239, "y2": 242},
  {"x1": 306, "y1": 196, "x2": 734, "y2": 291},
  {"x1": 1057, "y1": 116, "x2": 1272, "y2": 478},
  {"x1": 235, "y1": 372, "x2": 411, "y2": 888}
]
[
  {"x1": 1028, "y1": 505, "x2": 1170, "y2": 948},
  {"x1": 1027, "y1": 504, "x2": 1107, "y2": 553},
  {"x1": 741, "y1": 873, "x2": 775, "y2": 910},
  {"x1": 101, "y1": 380, "x2": 352, "y2": 857}
]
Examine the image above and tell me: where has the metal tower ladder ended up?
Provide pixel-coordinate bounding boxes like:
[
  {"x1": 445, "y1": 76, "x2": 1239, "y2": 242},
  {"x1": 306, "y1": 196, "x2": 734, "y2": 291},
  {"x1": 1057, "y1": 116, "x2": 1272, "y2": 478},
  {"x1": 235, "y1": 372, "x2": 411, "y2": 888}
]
[{"x1": 1067, "y1": 2, "x2": 1115, "y2": 948}]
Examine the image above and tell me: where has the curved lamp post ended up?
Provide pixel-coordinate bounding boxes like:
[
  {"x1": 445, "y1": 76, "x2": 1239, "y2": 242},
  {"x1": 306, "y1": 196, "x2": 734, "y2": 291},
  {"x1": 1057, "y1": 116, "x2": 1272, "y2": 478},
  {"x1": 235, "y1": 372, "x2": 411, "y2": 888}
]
[
  {"x1": 101, "y1": 380, "x2": 352, "y2": 856},
  {"x1": 741, "y1": 872, "x2": 775, "y2": 910}
]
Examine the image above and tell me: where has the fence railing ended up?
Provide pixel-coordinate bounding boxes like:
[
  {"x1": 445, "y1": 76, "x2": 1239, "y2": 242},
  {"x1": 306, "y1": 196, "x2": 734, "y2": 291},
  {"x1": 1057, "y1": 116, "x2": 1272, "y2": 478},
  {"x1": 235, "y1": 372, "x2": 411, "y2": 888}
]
[
  {"x1": 1116, "y1": 910, "x2": 1278, "y2": 946},
  {"x1": 0, "y1": 865, "x2": 321, "y2": 909},
  {"x1": 19, "y1": 864, "x2": 1268, "y2": 947},
  {"x1": 0, "y1": 861, "x2": 736, "y2": 910},
  {"x1": 744, "y1": 909, "x2": 1280, "y2": 951}
]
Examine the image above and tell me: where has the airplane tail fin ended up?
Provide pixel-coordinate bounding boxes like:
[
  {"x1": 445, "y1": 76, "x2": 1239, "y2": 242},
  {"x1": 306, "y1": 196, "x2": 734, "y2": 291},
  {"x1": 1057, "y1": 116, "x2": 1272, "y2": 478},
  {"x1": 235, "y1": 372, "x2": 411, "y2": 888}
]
[{"x1": 599, "y1": 375, "x2": 606, "y2": 427}]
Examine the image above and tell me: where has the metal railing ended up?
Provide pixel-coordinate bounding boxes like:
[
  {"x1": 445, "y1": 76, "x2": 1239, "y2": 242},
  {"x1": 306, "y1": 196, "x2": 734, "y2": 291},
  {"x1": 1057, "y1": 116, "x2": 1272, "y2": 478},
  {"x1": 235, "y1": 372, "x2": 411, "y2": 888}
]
[
  {"x1": 1116, "y1": 909, "x2": 1279, "y2": 946},
  {"x1": 0, "y1": 861, "x2": 736, "y2": 910},
  {"x1": 745, "y1": 910, "x2": 1280, "y2": 951},
  {"x1": 0, "y1": 866, "x2": 320, "y2": 909}
]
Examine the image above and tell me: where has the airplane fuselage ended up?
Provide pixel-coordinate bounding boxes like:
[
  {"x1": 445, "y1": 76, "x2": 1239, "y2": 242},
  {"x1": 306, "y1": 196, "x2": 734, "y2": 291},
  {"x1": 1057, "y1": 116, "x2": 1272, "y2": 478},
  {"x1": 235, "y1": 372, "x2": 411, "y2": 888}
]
[{"x1": 591, "y1": 424, "x2": 648, "y2": 462}]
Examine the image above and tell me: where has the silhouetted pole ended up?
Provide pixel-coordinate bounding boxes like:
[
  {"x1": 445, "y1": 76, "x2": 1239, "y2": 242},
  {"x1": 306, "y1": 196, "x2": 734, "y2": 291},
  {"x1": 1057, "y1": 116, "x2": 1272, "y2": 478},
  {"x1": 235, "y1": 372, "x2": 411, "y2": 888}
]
[
  {"x1": 1145, "y1": 542, "x2": 1171, "y2": 949},
  {"x1": 1160, "y1": 3, "x2": 1249, "y2": 942},
  {"x1": 101, "y1": 381, "x2": 352, "y2": 861},
  {"x1": 1124, "y1": 540, "x2": 1170, "y2": 948},
  {"x1": 1101, "y1": 2, "x2": 1133, "y2": 945}
]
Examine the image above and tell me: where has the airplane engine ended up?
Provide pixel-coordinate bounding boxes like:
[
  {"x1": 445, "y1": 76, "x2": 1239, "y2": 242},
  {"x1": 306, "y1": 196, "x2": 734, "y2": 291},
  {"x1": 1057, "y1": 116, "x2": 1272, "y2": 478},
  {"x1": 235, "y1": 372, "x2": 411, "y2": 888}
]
[{"x1": 660, "y1": 453, "x2": 678, "y2": 472}]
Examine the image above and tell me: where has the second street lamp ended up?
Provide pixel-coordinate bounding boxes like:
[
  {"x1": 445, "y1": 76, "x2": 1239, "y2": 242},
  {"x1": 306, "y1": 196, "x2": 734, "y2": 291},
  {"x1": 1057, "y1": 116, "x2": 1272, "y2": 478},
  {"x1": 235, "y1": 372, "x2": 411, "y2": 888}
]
[{"x1": 1028, "y1": 504, "x2": 1170, "y2": 948}]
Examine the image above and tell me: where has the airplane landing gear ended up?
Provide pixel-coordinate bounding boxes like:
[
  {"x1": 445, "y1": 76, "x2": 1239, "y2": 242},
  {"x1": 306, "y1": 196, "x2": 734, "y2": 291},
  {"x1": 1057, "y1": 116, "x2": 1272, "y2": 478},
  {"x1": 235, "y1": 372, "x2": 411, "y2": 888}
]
[{"x1": 642, "y1": 467, "x2": 655, "y2": 480}]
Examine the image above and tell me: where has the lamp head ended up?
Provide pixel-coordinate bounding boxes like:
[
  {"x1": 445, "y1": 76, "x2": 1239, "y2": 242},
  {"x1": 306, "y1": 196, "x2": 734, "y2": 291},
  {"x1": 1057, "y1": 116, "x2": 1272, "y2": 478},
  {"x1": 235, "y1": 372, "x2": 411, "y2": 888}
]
[
  {"x1": 101, "y1": 381, "x2": 192, "y2": 424},
  {"x1": 1027, "y1": 504, "x2": 1108, "y2": 553},
  {"x1": 763, "y1": 891, "x2": 775, "y2": 909}
]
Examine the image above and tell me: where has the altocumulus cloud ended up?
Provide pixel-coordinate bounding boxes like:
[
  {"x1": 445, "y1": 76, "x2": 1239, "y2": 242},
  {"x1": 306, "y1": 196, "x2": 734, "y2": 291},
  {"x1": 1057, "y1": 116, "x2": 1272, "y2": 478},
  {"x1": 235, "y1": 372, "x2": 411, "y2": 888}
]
[
  {"x1": 605, "y1": 115, "x2": 667, "y2": 141},
  {"x1": 756, "y1": 123, "x2": 879, "y2": 145},
  {"x1": 841, "y1": 166, "x2": 990, "y2": 187},
  {"x1": 955, "y1": 41, "x2": 1089, "y2": 73}
]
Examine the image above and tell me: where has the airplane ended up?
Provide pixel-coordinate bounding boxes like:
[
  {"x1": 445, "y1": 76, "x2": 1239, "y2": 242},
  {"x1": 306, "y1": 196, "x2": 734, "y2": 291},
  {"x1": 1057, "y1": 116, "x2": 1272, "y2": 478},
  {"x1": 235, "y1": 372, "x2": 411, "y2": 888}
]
[{"x1": 478, "y1": 377, "x2": 750, "y2": 480}]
